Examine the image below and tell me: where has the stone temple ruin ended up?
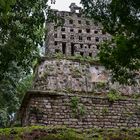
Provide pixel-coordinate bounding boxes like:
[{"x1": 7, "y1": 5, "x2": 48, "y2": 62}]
[
  {"x1": 46, "y1": 3, "x2": 111, "y2": 57},
  {"x1": 20, "y1": 3, "x2": 140, "y2": 128}
]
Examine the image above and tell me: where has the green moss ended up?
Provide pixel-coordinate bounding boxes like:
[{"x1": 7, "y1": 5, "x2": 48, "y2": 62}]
[
  {"x1": 0, "y1": 126, "x2": 140, "y2": 140},
  {"x1": 107, "y1": 89, "x2": 121, "y2": 102},
  {"x1": 71, "y1": 68, "x2": 82, "y2": 78},
  {"x1": 65, "y1": 87, "x2": 73, "y2": 93},
  {"x1": 70, "y1": 96, "x2": 86, "y2": 118},
  {"x1": 96, "y1": 82, "x2": 106, "y2": 89},
  {"x1": 102, "y1": 107, "x2": 109, "y2": 114},
  {"x1": 70, "y1": 55, "x2": 100, "y2": 63},
  {"x1": 49, "y1": 54, "x2": 100, "y2": 64},
  {"x1": 54, "y1": 52, "x2": 64, "y2": 59},
  {"x1": 132, "y1": 94, "x2": 140, "y2": 99},
  {"x1": 0, "y1": 125, "x2": 45, "y2": 138},
  {"x1": 40, "y1": 129, "x2": 89, "y2": 140}
]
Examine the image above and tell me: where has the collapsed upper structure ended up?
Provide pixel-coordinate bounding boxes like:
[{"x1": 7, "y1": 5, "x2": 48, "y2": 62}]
[{"x1": 45, "y1": 3, "x2": 111, "y2": 57}]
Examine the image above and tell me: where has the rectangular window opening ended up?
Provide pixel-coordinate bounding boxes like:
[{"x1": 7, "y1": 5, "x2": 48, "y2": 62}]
[
  {"x1": 95, "y1": 37, "x2": 99, "y2": 42},
  {"x1": 94, "y1": 30, "x2": 98, "y2": 34},
  {"x1": 80, "y1": 44, "x2": 83, "y2": 48},
  {"x1": 96, "y1": 45, "x2": 100, "y2": 49},
  {"x1": 71, "y1": 43, "x2": 75, "y2": 56},
  {"x1": 88, "y1": 44, "x2": 91, "y2": 49},
  {"x1": 79, "y1": 36, "x2": 82, "y2": 41},
  {"x1": 62, "y1": 42, "x2": 66, "y2": 54},
  {"x1": 89, "y1": 53, "x2": 92, "y2": 57},
  {"x1": 69, "y1": 19, "x2": 73, "y2": 24},
  {"x1": 70, "y1": 28, "x2": 74, "y2": 32},
  {"x1": 61, "y1": 28, "x2": 65, "y2": 32},
  {"x1": 78, "y1": 20, "x2": 81, "y2": 24},
  {"x1": 80, "y1": 52, "x2": 84, "y2": 56},
  {"x1": 78, "y1": 29, "x2": 82, "y2": 33},
  {"x1": 87, "y1": 37, "x2": 91, "y2": 41},
  {"x1": 86, "y1": 29, "x2": 90, "y2": 33},
  {"x1": 54, "y1": 41, "x2": 57, "y2": 45},
  {"x1": 62, "y1": 34, "x2": 66, "y2": 39}
]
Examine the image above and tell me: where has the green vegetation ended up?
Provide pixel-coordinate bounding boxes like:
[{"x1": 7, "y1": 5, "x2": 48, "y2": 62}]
[
  {"x1": 96, "y1": 82, "x2": 106, "y2": 89},
  {"x1": 53, "y1": 53, "x2": 100, "y2": 64},
  {"x1": 71, "y1": 68, "x2": 82, "y2": 78},
  {"x1": 102, "y1": 107, "x2": 109, "y2": 115},
  {"x1": 0, "y1": 74, "x2": 33, "y2": 127},
  {"x1": 70, "y1": 55, "x2": 100, "y2": 63},
  {"x1": 70, "y1": 97, "x2": 86, "y2": 118},
  {"x1": 54, "y1": 52, "x2": 65, "y2": 59},
  {"x1": 1, "y1": 0, "x2": 139, "y2": 129},
  {"x1": 0, "y1": 0, "x2": 57, "y2": 127},
  {"x1": 107, "y1": 89, "x2": 121, "y2": 102},
  {"x1": 132, "y1": 94, "x2": 140, "y2": 99},
  {"x1": 81, "y1": 0, "x2": 140, "y2": 85},
  {"x1": 0, "y1": 126, "x2": 140, "y2": 140}
]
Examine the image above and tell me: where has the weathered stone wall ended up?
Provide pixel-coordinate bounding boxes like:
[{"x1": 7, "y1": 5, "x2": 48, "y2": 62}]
[
  {"x1": 20, "y1": 4, "x2": 140, "y2": 129},
  {"x1": 21, "y1": 91, "x2": 140, "y2": 128},
  {"x1": 46, "y1": 10, "x2": 111, "y2": 57},
  {"x1": 33, "y1": 58, "x2": 140, "y2": 96}
]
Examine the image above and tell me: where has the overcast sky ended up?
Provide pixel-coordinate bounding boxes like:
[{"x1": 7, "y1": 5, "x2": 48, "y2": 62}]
[{"x1": 48, "y1": 0, "x2": 82, "y2": 11}]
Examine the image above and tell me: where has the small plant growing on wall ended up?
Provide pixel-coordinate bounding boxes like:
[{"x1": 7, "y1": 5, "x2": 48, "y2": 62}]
[
  {"x1": 107, "y1": 89, "x2": 121, "y2": 102},
  {"x1": 70, "y1": 55, "x2": 99, "y2": 63},
  {"x1": 65, "y1": 87, "x2": 73, "y2": 93},
  {"x1": 96, "y1": 82, "x2": 106, "y2": 91},
  {"x1": 71, "y1": 68, "x2": 82, "y2": 78},
  {"x1": 54, "y1": 52, "x2": 64, "y2": 59},
  {"x1": 70, "y1": 96, "x2": 86, "y2": 119},
  {"x1": 79, "y1": 104, "x2": 86, "y2": 116},
  {"x1": 72, "y1": 54, "x2": 84, "y2": 61},
  {"x1": 102, "y1": 107, "x2": 109, "y2": 115},
  {"x1": 70, "y1": 96, "x2": 79, "y2": 115}
]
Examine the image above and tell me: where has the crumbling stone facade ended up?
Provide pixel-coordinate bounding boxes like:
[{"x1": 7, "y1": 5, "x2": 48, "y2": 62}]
[
  {"x1": 46, "y1": 3, "x2": 111, "y2": 57},
  {"x1": 33, "y1": 58, "x2": 139, "y2": 95},
  {"x1": 20, "y1": 3, "x2": 140, "y2": 128}
]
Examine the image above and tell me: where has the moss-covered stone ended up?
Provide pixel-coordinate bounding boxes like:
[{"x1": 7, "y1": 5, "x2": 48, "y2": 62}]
[{"x1": 0, "y1": 126, "x2": 140, "y2": 140}]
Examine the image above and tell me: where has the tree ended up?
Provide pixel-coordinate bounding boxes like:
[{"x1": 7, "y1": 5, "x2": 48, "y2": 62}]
[
  {"x1": 0, "y1": 0, "x2": 52, "y2": 127},
  {"x1": 81, "y1": 0, "x2": 140, "y2": 85}
]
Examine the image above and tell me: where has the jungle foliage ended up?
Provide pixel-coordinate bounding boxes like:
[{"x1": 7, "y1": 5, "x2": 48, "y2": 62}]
[
  {"x1": 0, "y1": 0, "x2": 52, "y2": 127},
  {"x1": 0, "y1": 126, "x2": 139, "y2": 140},
  {"x1": 81, "y1": 0, "x2": 140, "y2": 85}
]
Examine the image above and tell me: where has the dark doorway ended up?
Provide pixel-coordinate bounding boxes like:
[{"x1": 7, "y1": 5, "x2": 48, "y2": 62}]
[
  {"x1": 89, "y1": 53, "x2": 92, "y2": 57},
  {"x1": 80, "y1": 52, "x2": 84, "y2": 56},
  {"x1": 71, "y1": 43, "x2": 75, "y2": 56},
  {"x1": 62, "y1": 42, "x2": 66, "y2": 54}
]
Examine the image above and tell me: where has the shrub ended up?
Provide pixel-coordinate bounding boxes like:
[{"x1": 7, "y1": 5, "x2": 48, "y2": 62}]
[{"x1": 107, "y1": 89, "x2": 121, "y2": 102}]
